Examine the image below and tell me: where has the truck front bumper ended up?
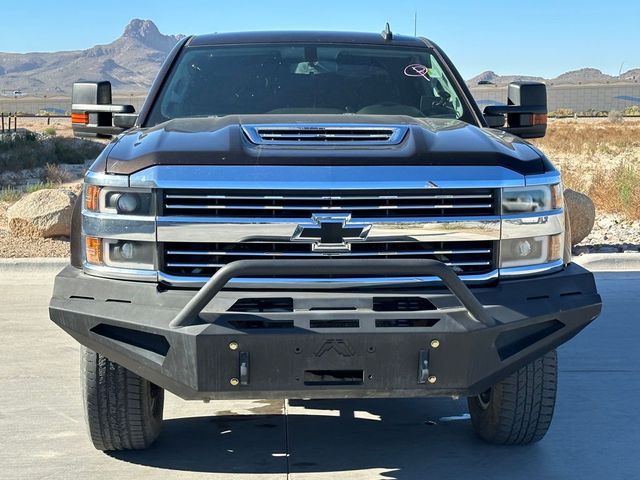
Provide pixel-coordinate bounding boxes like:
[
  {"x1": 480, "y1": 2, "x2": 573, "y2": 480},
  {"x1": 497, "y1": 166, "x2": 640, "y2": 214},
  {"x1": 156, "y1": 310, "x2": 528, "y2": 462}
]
[{"x1": 49, "y1": 260, "x2": 601, "y2": 400}]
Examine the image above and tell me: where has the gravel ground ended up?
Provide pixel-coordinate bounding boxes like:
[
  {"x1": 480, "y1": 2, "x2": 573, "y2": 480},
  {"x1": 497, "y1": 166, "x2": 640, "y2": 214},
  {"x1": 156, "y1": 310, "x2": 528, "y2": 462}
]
[{"x1": 574, "y1": 212, "x2": 640, "y2": 254}]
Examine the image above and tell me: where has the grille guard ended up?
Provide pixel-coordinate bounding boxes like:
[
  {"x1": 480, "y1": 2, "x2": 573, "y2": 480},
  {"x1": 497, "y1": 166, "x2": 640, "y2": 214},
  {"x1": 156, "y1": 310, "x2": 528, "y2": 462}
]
[{"x1": 169, "y1": 258, "x2": 497, "y2": 328}]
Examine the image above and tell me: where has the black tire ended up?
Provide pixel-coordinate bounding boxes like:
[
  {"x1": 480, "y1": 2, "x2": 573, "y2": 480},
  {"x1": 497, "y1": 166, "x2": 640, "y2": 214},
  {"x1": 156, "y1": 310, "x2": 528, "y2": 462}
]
[
  {"x1": 468, "y1": 349, "x2": 557, "y2": 445},
  {"x1": 81, "y1": 346, "x2": 164, "y2": 451}
]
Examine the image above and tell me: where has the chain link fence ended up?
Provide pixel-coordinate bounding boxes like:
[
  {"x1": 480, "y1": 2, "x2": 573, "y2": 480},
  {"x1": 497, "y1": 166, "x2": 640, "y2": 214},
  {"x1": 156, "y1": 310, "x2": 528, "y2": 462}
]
[{"x1": 0, "y1": 94, "x2": 147, "y2": 116}]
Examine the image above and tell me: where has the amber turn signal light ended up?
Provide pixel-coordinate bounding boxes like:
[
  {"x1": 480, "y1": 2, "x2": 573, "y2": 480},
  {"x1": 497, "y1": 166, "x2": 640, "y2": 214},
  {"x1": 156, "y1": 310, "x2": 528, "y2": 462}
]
[
  {"x1": 85, "y1": 237, "x2": 103, "y2": 265},
  {"x1": 85, "y1": 185, "x2": 100, "y2": 212},
  {"x1": 71, "y1": 112, "x2": 89, "y2": 124},
  {"x1": 532, "y1": 113, "x2": 547, "y2": 125}
]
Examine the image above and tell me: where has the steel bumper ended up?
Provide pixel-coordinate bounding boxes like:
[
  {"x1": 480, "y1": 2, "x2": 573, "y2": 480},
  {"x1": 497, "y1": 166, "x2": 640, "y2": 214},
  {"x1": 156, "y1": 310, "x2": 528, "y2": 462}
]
[{"x1": 49, "y1": 260, "x2": 601, "y2": 400}]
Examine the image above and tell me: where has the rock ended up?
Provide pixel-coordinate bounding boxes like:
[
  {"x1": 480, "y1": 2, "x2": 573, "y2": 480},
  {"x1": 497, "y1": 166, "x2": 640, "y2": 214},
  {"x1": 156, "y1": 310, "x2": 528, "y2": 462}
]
[
  {"x1": 7, "y1": 189, "x2": 77, "y2": 238},
  {"x1": 564, "y1": 189, "x2": 596, "y2": 246}
]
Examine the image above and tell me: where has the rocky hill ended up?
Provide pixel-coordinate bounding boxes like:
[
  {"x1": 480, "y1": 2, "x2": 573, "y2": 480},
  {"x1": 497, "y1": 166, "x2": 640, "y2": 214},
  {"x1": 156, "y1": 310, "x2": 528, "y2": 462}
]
[
  {"x1": 468, "y1": 67, "x2": 638, "y2": 87},
  {"x1": 0, "y1": 19, "x2": 183, "y2": 94},
  {"x1": 1, "y1": 21, "x2": 638, "y2": 95}
]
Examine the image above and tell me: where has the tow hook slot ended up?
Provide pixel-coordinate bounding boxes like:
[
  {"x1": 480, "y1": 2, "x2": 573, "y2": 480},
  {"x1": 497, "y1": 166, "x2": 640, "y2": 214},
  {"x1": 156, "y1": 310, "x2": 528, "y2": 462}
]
[
  {"x1": 239, "y1": 351, "x2": 250, "y2": 385},
  {"x1": 418, "y1": 349, "x2": 430, "y2": 384},
  {"x1": 304, "y1": 369, "x2": 364, "y2": 386}
]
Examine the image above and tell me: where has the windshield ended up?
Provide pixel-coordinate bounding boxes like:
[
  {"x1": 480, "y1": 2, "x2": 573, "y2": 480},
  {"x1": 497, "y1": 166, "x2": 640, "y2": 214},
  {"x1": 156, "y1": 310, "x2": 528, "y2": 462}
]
[{"x1": 145, "y1": 43, "x2": 467, "y2": 125}]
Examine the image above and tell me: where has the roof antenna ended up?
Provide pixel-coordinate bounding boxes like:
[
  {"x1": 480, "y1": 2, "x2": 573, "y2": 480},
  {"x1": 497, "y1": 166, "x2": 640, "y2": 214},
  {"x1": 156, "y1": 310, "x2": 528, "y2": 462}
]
[{"x1": 381, "y1": 22, "x2": 393, "y2": 41}]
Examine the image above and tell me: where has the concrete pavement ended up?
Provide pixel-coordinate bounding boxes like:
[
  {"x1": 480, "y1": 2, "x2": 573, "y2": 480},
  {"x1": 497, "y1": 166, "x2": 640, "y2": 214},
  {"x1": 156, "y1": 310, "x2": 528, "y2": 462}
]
[{"x1": 0, "y1": 269, "x2": 638, "y2": 479}]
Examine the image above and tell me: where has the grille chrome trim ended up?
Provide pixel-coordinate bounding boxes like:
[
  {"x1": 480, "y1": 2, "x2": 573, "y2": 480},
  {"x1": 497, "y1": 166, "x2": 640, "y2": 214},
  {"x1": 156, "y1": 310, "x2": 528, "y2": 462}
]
[
  {"x1": 157, "y1": 270, "x2": 500, "y2": 289},
  {"x1": 242, "y1": 124, "x2": 409, "y2": 145},
  {"x1": 157, "y1": 217, "x2": 501, "y2": 243}
]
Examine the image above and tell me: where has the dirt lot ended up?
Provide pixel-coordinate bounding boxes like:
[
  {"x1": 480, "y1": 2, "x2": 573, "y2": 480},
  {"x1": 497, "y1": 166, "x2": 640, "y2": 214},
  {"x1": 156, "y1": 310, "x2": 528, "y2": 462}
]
[{"x1": 10, "y1": 116, "x2": 74, "y2": 137}]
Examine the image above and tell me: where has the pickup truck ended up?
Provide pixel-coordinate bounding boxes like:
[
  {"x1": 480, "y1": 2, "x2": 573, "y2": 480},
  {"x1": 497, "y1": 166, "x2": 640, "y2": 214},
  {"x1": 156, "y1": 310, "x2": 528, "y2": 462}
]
[{"x1": 49, "y1": 28, "x2": 602, "y2": 451}]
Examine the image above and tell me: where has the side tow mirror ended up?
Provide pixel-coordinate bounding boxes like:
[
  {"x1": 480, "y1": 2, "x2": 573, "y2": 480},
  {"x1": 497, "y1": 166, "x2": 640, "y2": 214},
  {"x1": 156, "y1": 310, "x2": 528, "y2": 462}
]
[
  {"x1": 483, "y1": 82, "x2": 547, "y2": 139},
  {"x1": 71, "y1": 81, "x2": 136, "y2": 138}
]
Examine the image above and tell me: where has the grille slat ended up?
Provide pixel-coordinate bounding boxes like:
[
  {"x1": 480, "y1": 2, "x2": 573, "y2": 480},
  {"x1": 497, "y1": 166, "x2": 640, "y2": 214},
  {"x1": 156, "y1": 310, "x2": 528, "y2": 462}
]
[
  {"x1": 165, "y1": 249, "x2": 492, "y2": 257},
  {"x1": 162, "y1": 188, "x2": 497, "y2": 218},
  {"x1": 165, "y1": 203, "x2": 493, "y2": 211},
  {"x1": 161, "y1": 241, "x2": 496, "y2": 278}
]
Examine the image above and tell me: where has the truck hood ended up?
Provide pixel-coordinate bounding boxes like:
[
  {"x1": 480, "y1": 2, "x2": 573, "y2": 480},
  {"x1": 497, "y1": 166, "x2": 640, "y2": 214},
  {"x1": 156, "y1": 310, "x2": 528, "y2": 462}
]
[{"x1": 103, "y1": 115, "x2": 546, "y2": 175}]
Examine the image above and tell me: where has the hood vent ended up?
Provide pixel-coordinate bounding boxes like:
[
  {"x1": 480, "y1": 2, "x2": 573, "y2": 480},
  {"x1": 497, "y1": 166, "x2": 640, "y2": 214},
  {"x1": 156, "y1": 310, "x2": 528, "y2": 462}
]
[{"x1": 242, "y1": 124, "x2": 408, "y2": 146}]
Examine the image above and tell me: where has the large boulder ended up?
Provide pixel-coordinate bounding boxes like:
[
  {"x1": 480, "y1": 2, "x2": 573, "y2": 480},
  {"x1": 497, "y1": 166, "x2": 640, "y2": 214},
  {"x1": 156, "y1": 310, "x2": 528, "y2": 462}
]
[
  {"x1": 564, "y1": 189, "x2": 595, "y2": 246},
  {"x1": 7, "y1": 189, "x2": 76, "y2": 238}
]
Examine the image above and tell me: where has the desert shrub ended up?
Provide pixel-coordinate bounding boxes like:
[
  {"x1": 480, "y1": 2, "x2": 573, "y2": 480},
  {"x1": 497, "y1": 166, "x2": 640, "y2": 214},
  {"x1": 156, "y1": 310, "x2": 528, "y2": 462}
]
[
  {"x1": 623, "y1": 105, "x2": 640, "y2": 116},
  {"x1": 52, "y1": 138, "x2": 102, "y2": 164},
  {"x1": 25, "y1": 181, "x2": 57, "y2": 194},
  {"x1": 0, "y1": 135, "x2": 102, "y2": 172},
  {"x1": 608, "y1": 110, "x2": 624, "y2": 123},
  {"x1": 549, "y1": 108, "x2": 574, "y2": 118},
  {"x1": 588, "y1": 163, "x2": 640, "y2": 219},
  {"x1": 0, "y1": 186, "x2": 22, "y2": 202},
  {"x1": 43, "y1": 126, "x2": 57, "y2": 136},
  {"x1": 44, "y1": 163, "x2": 72, "y2": 184}
]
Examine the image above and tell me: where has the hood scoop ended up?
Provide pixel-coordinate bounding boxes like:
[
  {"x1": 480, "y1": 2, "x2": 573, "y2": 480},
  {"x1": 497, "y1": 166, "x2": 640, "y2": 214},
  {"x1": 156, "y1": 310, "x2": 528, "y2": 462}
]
[{"x1": 241, "y1": 124, "x2": 408, "y2": 146}]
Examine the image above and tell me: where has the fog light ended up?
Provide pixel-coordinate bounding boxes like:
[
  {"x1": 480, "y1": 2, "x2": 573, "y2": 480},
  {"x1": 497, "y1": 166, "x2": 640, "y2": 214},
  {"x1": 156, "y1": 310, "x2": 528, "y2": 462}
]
[
  {"x1": 115, "y1": 193, "x2": 140, "y2": 214},
  {"x1": 500, "y1": 234, "x2": 563, "y2": 269},
  {"x1": 120, "y1": 242, "x2": 134, "y2": 259},
  {"x1": 103, "y1": 240, "x2": 155, "y2": 270},
  {"x1": 514, "y1": 239, "x2": 532, "y2": 257}
]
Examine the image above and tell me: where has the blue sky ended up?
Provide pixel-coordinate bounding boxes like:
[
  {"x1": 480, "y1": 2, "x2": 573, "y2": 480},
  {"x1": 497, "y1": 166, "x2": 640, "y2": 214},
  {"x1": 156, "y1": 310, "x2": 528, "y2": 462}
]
[{"x1": 3, "y1": 0, "x2": 639, "y2": 79}]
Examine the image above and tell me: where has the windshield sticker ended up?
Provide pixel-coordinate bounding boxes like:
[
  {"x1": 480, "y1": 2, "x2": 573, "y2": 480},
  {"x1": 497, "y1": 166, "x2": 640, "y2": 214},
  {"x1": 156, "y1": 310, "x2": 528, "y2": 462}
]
[{"x1": 404, "y1": 64, "x2": 430, "y2": 79}]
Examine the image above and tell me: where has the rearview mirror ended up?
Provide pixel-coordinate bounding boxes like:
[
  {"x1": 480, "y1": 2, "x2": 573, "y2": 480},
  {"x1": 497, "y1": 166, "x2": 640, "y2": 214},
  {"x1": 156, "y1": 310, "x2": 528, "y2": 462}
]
[
  {"x1": 71, "y1": 81, "x2": 136, "y2": 137},
  {"x1": 483, "y1": 82, "x2": 547, "y2": 139}
]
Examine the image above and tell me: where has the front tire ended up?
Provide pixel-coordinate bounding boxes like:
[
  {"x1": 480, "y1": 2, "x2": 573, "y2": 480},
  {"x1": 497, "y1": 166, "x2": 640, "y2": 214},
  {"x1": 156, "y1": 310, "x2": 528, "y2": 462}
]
[
  {"x1": 81, "y1": 346, "x2": 164, "y2": 451},
  {"x1": 468, "y1": 350, "x2": 557, "y2": 445}
]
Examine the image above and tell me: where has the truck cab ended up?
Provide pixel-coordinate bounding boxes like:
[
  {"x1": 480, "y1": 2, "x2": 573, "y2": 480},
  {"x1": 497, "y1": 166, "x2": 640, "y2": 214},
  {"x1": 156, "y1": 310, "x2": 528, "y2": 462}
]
[{"x1": 50, "y1": 29, "x2": 601, "y2": 451}]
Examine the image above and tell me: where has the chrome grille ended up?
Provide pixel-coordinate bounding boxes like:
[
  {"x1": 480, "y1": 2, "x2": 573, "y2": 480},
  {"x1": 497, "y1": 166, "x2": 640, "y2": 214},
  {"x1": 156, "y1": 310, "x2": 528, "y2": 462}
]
[
  {"x1": 162, "y1": 188, "x2": 497, "y2": 218},
  {"x1": 242, "y1": 124, "x2": 408, "y2": 145},
  {"x1": 161, "y1": 241, "x2": 496, "y2": 278}
]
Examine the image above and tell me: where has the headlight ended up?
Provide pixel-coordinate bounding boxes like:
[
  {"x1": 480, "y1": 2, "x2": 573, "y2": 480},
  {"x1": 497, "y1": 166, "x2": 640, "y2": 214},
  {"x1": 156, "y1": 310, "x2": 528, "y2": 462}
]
[
  {"x1": 84, "y1": 185, "x2": 153, "y2": 215},
  {"x1": 502, "y1": 184, "x2": 562, "y2": 214}
]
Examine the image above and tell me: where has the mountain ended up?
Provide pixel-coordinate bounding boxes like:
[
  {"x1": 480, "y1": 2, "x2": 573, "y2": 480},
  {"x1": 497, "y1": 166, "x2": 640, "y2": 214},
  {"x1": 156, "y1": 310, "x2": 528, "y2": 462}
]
[
  {"x1": 2, "y1": 22, "x2": 638, "y2": 95},
  {"x1": 0, "y1": 19, "x2": 184, "y2": 95},
  {"x1": 467, "y1": 67, "x2": 639, "y2": 86},
  {"x1": 621, "y1": 68, "x2": 640, "y2": 81},
  {"x1": 551, "y1": 68, "x2": 613, "y2": 84},
  {"x1": 467, "y1": 70, "x2": 545, "y2": 86}
]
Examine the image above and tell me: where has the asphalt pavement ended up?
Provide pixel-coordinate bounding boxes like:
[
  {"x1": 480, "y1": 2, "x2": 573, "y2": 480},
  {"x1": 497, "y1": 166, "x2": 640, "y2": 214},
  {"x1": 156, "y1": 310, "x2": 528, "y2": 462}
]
[{"x1": 0, "y1": 268, "x2": 638, "y2": 480}]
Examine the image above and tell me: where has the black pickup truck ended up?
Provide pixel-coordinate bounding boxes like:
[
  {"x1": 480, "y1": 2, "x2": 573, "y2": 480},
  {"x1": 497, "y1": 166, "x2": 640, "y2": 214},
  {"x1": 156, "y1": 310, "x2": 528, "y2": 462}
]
[{"x1": 50, "y1": 28, "x2": 602, "y2": 450}]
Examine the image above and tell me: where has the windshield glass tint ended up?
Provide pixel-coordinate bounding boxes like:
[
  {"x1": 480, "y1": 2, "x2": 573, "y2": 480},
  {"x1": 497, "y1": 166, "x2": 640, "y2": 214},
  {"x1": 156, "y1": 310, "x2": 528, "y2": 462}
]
[{"x1": 145, "y1": 44, "x2": 466, "y2": 125}]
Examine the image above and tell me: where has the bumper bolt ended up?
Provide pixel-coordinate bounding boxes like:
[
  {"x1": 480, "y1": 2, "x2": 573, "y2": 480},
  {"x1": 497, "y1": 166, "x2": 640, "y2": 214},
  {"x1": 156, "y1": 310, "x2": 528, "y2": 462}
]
[
  {"x1": 427, "y1": 375, "x2": 437, "y2": 384},
  {"x1": 430, "y1": 339, "x2": 440, "y2": 349},
  {"x1": 229, "y1": 341, "x2": 238, "y2": 351},
  {"x1": 230, "y1": 377, "x2": 240, "y2": 386}
]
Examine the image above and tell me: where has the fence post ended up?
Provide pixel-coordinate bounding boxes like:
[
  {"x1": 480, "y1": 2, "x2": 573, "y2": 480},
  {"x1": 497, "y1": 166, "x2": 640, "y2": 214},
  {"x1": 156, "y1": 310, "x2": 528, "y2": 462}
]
[
  {"x1": 7, "y1": 113, "x2": 11, "y2": 131},
  {"x1": 1, "y1": 112, "x2": 4, "y2": 133}
]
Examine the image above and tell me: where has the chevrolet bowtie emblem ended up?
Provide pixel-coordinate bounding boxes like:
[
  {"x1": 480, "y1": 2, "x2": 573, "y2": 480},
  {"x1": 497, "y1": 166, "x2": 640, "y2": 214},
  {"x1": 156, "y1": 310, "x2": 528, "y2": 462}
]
[{"x1": 291, "y1": 213, "x2": 372, "y2": 253}]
